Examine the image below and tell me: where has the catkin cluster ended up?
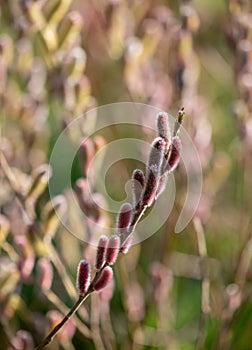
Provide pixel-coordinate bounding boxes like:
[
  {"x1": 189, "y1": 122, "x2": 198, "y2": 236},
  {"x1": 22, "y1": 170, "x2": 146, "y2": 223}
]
[{"x1": 76, "y1": 109, "x2": 184, "y2": 296}]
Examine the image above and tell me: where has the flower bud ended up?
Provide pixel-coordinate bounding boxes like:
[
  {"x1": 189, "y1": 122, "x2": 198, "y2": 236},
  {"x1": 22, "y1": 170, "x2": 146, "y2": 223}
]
[
  {"x1": 173, "y1": 107, "x2": 185, "y2": 136},
  {"x1": 116, "y1": 202, "x2": 132, "y2": 235},
  {"x1": 132, "y1": 169, "x2": 145, "y2": 211},
  {"x1": 105, "y1": 235, "x2": 120, "y2": 265},
  {"x1": 165, "y1": 136, "x2": 182, "y2": 173},
  {"x1": 26, "y1": 164, "x2": 52, "y2": 203},
  {"x1": 141, "y1": 137, "x2": 166, "y2": 207},
  {"x1": 132, "y1": 169, "x2": 145, "y2": 187},
  {"x1": 42, "y1": 195, "x2": 67, "y2": 238},
  {"x1": 76, "y1": 260, "x2": 91, "y2": 295},
  {"x1": 99, "y1": 279, "x2": 114, "y2": 302},
  {"x1": 37, "y1": 258, "x2": 53, "y2": 291},
  {"x1": 95, "y1": 235, "x2": 108, "y2": 270},
  {"x1": 93, "y1": 266, "x2": 113, "y2": 292},
  {"x1": 157, "y1": 112, "x2": 171, "y2": 153}
]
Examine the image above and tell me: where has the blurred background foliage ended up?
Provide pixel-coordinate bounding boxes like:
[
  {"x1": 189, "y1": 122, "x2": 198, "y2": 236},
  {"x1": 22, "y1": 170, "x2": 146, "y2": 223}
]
[{"x1": 1, "y1": 0, "x2": 252, "y2": 349}]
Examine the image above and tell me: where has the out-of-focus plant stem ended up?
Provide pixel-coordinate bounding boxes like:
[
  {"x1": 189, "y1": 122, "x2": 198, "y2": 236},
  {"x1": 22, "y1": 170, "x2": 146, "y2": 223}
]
[
  {"x1": 193, "y1": 216, "x2": 210, "y2": 350},
  {"x1": 45, "y1": 289, "x2": 90, "y2": 338}
]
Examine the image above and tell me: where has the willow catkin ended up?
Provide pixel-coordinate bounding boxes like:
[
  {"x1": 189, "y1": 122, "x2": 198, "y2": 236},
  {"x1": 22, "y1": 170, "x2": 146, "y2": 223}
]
[
  {"x1": 141, "y1": 137, "x2": 166, "y2": 207},
  {"x1": 95, "y1": 235, "x2": 108, "y2": 270},
  {"x1": 105, "y1": 235, "x2": 120, "y2": 265},
  {"x1": 93, "y1": 266, "x2": 113, "y2": 292},
  {"x1": 157, "y1": 112, "x2": 171, "y2": 154},
  {"x1": 76, "y1": 260, "x2": 91, "y2": 295},
  {"x1": 132, "y1": 169, "x2": 145, "y2": 211},
  {"x1": 165, "y1": 136, "x2": 182, "y2": 173},
  {"x1": 116, "y1": 202, "x2": 132, "y2": 235}
]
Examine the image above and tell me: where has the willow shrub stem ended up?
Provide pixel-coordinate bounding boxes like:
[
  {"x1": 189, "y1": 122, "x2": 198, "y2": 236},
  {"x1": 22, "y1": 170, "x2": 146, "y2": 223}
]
[
  {"x1": 46, "y1": 290, "x2": 91, "y2": 338},
  {"x1": 36, "y1": 206, "x2": 147, "y2": 349},
  {"x1": 36, "y1": 107, "x2": 184, "y2": 348},
  {"x1": 35, "y1": 294, "x2": 89, "y2": 350}
]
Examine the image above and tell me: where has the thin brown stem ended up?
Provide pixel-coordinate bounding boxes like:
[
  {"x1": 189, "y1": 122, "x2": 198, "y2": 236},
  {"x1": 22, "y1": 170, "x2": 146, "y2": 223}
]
[
  {"x1": 120, "y1": 205, "x2": 147, "y2": 249},
  {"x1": 35, "y1": 206, "x2": 147, "y2": 349},
  {"x1": 35, "y1": 265, "x2": 109, "y2": 348},
  {"x1": 35, "y1": 293, "x2": 89, "y2": 349},
  {"x1": 45, "y1": 290, "x2": 91, "y2": 338}
]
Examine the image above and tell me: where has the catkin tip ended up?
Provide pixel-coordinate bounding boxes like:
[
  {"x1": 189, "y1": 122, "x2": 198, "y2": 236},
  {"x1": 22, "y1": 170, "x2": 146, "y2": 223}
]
[
  {"x1": 93, "y1": 266, "x2": 113, "y2": 292},
  {"x1": 116, "y1": 202, "x2": 132, "y2": 235},
  {"x1": 76, "y1": 259, "x2": 91, "y2": 295},
  {"x1": 105, "y1": 235, "x2": 120, "y2": 265},
  {"x1": 95, "y1": 235, "x2": 108, "y2": 270}
]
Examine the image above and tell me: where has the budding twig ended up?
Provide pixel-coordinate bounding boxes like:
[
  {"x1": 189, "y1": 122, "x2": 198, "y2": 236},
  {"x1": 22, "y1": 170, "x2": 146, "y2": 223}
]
[
  {"x1": 35, "y1": 294, "x2": 90, "y2": 350},
  {"x1": 36, "y1": 108, "x2": 185, "y2": 349}
]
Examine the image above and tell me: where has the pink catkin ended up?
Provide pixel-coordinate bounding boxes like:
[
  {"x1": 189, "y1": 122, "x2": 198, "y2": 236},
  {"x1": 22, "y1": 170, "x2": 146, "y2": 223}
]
[
  {"x1": 105, "y1": 235, "x2": 120, "y2": 265},
  {"x1": 141, "y1": 137, "x2": 166, "y2": 207},
  {"x1": 93, "y1": 266, "x2": 113, "y2": 291},
  {"x1": 116, "y1": 202, "x2": 132, "y2": 235},
  {"x1": 76, "y1": 260, "x2": 91, "y2": 295},
  {"x1": 132, "y1": 169, "x2": 145, "y2": 187},
  {"x1": 37, "y1": 258, "x2": 53, "y2": 291},
  {"x1": 99, "y1": 278, "x2": 114, "y2": 302},
  {"x1": 157, "y1": 112, "x2": 171, "y2": 153},
  {"x1": 166, "y1": 136, "x2": 181, "y2": 173},
  {"x1": 132, "y1": 169, "x2": 145, "y2": 211},
  {"x1": 95, "y1": 235, "x2": 108, "y2": 270}
]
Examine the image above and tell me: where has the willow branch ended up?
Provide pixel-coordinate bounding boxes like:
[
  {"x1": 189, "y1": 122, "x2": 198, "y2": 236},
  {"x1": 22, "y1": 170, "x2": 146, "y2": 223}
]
[{"x1": 35, "y1": 293, "x2": 90, "y2": 350}]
